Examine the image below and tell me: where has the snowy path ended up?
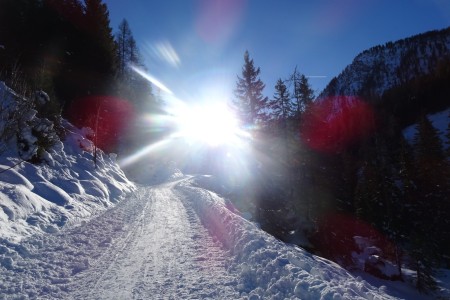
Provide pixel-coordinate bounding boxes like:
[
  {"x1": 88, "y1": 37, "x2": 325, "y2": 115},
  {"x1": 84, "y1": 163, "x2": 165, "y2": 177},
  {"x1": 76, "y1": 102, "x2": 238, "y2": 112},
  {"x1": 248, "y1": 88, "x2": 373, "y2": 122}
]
[
  {"x1": 70, "y1": 179, "x2": 239, "y2": 299},
  {"x1": 0, "y1": 178, "x2": 239, "y2": 299}
]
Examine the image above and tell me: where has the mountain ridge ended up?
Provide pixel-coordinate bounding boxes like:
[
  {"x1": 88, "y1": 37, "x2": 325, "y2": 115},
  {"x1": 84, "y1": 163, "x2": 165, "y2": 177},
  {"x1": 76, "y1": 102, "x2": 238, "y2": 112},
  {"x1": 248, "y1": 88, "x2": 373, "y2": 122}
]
[{"x1": 319, "y1": 26, "x2": 450, "y2": 100}]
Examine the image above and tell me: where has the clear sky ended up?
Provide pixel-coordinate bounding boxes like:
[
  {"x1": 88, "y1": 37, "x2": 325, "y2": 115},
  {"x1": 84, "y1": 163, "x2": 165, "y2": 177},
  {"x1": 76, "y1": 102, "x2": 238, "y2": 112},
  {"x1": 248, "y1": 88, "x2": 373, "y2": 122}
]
[{"x1": 104, "y1": 0, "x2": 450, "y2": 103}]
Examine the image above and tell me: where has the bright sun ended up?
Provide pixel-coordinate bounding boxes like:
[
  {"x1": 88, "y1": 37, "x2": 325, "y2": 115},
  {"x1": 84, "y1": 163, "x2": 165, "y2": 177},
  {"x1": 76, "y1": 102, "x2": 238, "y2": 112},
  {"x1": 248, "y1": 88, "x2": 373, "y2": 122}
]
[{"x1": 177, "y1": 104, "x2": 240, "y2": 146}]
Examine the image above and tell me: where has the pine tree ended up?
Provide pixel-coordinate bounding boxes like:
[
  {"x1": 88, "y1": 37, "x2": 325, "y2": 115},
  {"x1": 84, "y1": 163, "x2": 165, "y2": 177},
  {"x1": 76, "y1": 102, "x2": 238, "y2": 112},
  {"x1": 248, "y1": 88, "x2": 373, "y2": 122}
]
[
  {"x1": 410, "y1": 114, "x2": 448, "y2": 291},
  {"x1": 82, "y1": 0, "x2": 117, "y2": 88},
  {"x1": 116, "y1": 19, "x2": 142, "y2": 77},
  {"x1": 289, "y1": 68, "x2": 314, "y2": 119},
  {"x1": 269, "y1": 79, "x2": 293, "y2": 121},
  {"x1": 446, "y1": 112, "x2": 450, "y2": 159},
  {"x1": 116, "y1": 19, "x2": 131, "y2": 77},
  {"x1": 267, "y1": 78, "x2": 294, "y2": 184},
  {"x1": 114, "y1": 18, "x2": 151, "y2": 104},
  {"x1": 113, "y1": 19, "x2": 159, "y2": 156},
  {"x1": 398, "y1": 135, "x2": 416, "y2": 238},
  {"x1": 234, "y1": 50, "x2": 268, "y2": 127},
  {"x1": 414, "y1": 114, "x2": 445, "y2": 164},
  {"x1": 298, "y1": 74, "x2": 314, "y2": 111}
]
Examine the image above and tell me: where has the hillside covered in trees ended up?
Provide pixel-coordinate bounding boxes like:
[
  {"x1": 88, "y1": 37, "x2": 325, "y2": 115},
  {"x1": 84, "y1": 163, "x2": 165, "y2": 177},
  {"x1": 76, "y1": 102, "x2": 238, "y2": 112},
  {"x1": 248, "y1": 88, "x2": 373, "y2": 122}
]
[
  {"x1": 227, "y1": 28, "x2": 450, "y2": 293},
  {"x1": 0, "y1": 0, "x2": 161, "y2": 157}
]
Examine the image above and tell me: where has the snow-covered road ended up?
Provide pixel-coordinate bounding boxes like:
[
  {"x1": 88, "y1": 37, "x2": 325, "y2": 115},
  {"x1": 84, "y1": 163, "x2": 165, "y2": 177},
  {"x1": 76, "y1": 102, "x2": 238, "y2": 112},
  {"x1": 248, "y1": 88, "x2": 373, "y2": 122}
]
[
  {"x1": 0, "y1": 178, "x2": 240, "y2": 299},
  {"x1": 1, "y1": 176, "x2": 403, "y2": 299},
  {"x1": 70, "y1": 179, "x2": 239, "y2": 299}
]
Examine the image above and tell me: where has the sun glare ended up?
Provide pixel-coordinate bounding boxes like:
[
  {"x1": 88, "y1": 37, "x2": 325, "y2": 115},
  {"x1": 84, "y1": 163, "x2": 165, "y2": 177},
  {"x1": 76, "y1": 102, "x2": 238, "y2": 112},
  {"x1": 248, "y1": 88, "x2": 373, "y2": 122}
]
[
  {"x1": 177, "y1": 104, "x2": 240, "y2": 146},
  {"x1": 128, "y1": 65, "x2": 249, "y2": 152}
]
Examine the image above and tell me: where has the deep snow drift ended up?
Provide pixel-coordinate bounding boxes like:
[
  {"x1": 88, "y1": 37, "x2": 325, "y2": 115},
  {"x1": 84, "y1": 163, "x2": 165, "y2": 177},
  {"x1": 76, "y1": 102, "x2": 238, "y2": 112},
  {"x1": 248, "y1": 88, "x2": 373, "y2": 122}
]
[{"x1": 0, "y1": 82, "x2": 134, "y2": 242}]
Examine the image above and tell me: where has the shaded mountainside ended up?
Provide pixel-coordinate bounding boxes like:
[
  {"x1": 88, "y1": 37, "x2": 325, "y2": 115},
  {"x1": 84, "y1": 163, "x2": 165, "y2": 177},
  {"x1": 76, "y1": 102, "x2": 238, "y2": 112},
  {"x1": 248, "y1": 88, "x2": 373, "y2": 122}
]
[
  {"x1": 289, "y1": 27, "x2": 450, "y2": 295},
  {"x1": 320, "y1": 27, "x2": 450, "y2": 100},
  {"x1": 319, "y1": 27, "x2": 450, "y2": 128}
]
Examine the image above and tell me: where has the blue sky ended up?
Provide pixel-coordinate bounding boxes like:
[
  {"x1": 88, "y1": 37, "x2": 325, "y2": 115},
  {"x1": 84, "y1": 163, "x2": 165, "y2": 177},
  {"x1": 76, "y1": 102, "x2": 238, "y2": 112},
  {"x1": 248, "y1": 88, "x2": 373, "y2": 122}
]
[{"x1": 104, "y1": 0, "x2": 450, "y2": 103}]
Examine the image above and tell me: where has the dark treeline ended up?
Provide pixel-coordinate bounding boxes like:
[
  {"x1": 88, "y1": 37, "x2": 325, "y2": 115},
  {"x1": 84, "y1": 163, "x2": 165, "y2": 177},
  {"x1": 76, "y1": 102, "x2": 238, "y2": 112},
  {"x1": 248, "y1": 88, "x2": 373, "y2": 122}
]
[
  {"x1": 0, "y1": 0, "x2": 116, "y2": 108},
  {"x1": 230, "y1": 49, "x2": 450, "y2": 293},
  {"x1": 0, "y1": 0, "x2": 161, "y2": 157}
]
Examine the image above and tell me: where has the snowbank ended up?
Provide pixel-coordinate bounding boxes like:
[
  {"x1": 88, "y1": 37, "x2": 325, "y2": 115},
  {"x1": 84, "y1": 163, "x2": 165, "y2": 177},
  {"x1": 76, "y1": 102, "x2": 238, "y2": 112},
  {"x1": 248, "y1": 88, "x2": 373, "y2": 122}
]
[
  {"x1": 177, "y1": 178, "x2": 399, "y2": 300},
  {"x1": 0, "y1": 82, "x2": 134, "y2": 242}
]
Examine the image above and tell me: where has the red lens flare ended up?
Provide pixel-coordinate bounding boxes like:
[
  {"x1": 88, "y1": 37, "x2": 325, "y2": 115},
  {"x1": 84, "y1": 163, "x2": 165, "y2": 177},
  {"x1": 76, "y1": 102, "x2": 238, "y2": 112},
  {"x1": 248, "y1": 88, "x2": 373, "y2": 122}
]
[
  {"x1": 68, "y1": 96, "x2": 135, "y2": 152},
  {"x1": 301, "y1": 96, "x2": 375, "y2": 153}
]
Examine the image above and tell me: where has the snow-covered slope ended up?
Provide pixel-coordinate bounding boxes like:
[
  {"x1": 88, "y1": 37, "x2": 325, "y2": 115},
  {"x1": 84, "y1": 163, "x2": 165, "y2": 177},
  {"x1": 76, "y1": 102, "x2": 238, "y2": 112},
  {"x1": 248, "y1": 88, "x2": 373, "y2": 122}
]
[
  {"x1": 0, "y1": 82, "x2": 134, "y2": 242},
  {"x1": 320, "y1": 27, "x2": 450, "y2": 98}
]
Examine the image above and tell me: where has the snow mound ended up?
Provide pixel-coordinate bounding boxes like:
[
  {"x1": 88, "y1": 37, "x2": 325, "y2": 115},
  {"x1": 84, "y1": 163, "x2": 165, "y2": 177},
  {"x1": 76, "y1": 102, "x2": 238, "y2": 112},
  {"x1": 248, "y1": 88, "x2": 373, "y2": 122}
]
[
  {"x1": 177, "y1": 178, "x2": 398, "y2": 299},
  {"x1": 0, "y1": 137, "x2": 134, "y2": 242},
  {"x1": 0, "y1": 165, "x2": 34, "y2": 189},
  {"x1": 0, "y1": 82, "x2": 135, "y2": 242}
]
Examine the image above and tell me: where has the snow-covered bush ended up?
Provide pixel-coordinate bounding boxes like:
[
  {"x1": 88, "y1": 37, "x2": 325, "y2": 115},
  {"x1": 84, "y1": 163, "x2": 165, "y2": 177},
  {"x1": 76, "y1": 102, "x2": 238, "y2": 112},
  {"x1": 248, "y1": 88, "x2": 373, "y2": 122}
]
[
  {"x1": 0, "y1": 81, "x2": 61, "y2": 163},
  {"x1": 17, "y1": 111, "x2": 60, "y2": 163},
  {"x1": 0, "y1": 82, "x2": 32, "y2": 152}
]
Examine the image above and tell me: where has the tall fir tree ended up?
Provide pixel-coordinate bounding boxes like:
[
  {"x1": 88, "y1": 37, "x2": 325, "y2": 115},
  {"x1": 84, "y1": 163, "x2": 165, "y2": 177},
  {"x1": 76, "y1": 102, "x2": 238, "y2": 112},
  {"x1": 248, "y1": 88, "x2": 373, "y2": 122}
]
[
  {"x1": 234, "y1": 50, "x2": 268, "y2": 127},
  {"x1": 116, "y1": 19, "x2": 141, "y2": 77},
  {"x1": 113, "y1": 19, "x2": 156, "y2": 156},
  {"x1": 269, "y1": 79, "x2": 293, "y2": 121},
  {"x1": 446, "y1": 111, "x2": 450, "y2": 159},
  {"x1": 268, "y1": 78, "x2": 294, "y2": 184},
  {"x1": 114, "y1": 18, "x2": 151, "y2": 105},
  {"x1": 82, "y1": 0, "x2": 117, "y2": 92},
  {"x1": 410, "y1": 114, "x2": 449, "y2": 291},
  {"x1": 289, "y1": 68, "x2": 314, "y2": 119}
]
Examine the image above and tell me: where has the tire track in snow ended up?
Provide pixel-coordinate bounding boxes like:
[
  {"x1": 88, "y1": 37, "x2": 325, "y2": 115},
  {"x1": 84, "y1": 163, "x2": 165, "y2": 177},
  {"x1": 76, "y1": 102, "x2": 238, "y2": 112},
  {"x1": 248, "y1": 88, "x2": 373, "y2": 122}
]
[
  {"x1": 81, "y1": 188, "x2": 155, "y2": 296},
  {"x1": 70, "y1": 180, "x2": 239, "y2": 299}
]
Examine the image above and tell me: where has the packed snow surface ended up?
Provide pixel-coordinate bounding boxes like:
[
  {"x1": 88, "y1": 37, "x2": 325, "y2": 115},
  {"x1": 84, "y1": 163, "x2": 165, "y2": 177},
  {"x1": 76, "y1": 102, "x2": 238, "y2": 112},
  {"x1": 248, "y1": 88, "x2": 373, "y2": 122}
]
[{"x1": 1, "y1": 175, "x2": 409, "y2": 299}]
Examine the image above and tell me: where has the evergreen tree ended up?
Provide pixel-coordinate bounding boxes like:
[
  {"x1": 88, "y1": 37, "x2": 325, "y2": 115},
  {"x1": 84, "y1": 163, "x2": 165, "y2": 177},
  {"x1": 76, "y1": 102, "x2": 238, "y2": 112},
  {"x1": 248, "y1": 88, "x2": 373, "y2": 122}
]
[
  {"x1": 114, "y1": 18, "x2": 152, "y2": 108},
  {"x1": 397, "y1": 135, "x2": 416, "y2": 239},
  {"x1": 45, "y1": 0, "x2": 118, "y2": 109},
  {"x1": 410, "y1": 114, "x2": 448, "y2": 291},
  {"x1": 269, "y1": 79, "x2": 293, "y2": 121},
  {"x1": 234, "y1": 50, "x2": 268, "y2": 127},
  {"x1": 298, "y1": 74, "x2": 315, "y2": 111},
  {"x1": 116, "y1": 19, "x2": 141, "y2": 77},
  {"x1": 81, "y1": 0, "x2": 117, "y2": 93},
  {"x1": 414, "y1": 115, "x2": 445, "y2": 164},
  {"x1": 446, "y1": 112, "x2": 450, "y2": 159},
  {"x1": 289, "y1": 68, "x2": 314, "y2": 119},
  {"x1": 267, "y1": 78, "x2": 294, "y2": 187}
]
